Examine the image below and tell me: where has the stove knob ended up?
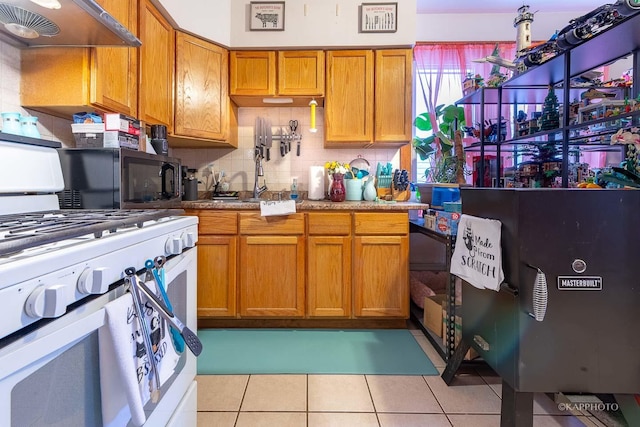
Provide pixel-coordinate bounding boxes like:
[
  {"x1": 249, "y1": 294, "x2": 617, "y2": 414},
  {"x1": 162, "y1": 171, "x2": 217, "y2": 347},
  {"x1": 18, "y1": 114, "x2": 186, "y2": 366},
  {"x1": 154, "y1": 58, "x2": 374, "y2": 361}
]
[
  {"x1": 25, "y1": 285, "x2": 67, "y2": 318},
  {"x1": 182, "y1": 231, "x2": 197, "y2": 248},
  {"x1": 165, "y1": 235, "x2": 183, "y2": 255},
  {"x1": 77, "y1": 267, "x2": 109, "y2": 294}
]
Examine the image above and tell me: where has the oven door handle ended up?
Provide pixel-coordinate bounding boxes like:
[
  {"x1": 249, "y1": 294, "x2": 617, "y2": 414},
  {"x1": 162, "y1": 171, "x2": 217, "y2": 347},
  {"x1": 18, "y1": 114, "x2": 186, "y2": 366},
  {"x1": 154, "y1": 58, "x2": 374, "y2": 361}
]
[{"x1": 136, "y1": 280, "x2": 203, "y2": 357}]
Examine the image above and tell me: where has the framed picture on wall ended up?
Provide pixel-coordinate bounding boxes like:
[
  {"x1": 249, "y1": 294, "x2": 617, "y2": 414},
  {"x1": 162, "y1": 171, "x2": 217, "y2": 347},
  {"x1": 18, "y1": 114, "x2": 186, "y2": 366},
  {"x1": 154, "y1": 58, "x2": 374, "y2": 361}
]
[
  {"x1": 359, "y1": 3, "x2": 397, "y2": 33},
  {"x1": 250, "y1": 2, "x2": 285, "y2": 31}
]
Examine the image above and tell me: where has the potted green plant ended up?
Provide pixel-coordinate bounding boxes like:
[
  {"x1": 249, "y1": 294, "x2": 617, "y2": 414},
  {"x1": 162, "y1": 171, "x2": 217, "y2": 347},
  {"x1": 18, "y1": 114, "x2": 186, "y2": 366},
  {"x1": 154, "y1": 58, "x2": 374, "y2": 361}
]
[{"x1": 413, "y1": 104, "x2": 467, "y2": 184}]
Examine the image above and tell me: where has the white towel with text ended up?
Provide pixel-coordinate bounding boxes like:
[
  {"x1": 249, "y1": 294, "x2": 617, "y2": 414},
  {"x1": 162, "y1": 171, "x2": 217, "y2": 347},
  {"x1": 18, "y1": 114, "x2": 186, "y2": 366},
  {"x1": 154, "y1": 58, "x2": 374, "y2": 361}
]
[
  {"x1": 450, "y1": 214, "x2": 504, "y2": 291},
  {"x1": 99, "y1": 289, "x2": 180, "y2": 426}
]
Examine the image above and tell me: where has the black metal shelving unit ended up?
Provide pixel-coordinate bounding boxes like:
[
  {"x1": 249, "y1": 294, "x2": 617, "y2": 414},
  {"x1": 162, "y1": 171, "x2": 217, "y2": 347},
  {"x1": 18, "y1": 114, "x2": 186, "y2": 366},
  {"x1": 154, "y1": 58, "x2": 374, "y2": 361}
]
[
  {"x1": 457, "y1": 12, "x2": 640, "y2": 188},
  {"x1": 409, "y1": 219, "x2": 457, "y2": 362}
]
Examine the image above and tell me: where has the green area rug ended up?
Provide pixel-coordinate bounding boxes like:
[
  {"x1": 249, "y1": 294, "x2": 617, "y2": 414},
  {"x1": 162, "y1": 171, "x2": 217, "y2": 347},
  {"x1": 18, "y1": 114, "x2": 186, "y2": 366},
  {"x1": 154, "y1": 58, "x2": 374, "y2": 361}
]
[{"x1": 197, "y1": 329, "x2": 438, "y2": 375}]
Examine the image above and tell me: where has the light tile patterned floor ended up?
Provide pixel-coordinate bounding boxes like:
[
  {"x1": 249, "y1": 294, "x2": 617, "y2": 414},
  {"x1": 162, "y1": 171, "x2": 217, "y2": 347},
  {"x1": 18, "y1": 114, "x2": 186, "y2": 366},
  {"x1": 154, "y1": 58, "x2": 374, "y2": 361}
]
[{"x1": 196, "y1": 326, "x2": 615, "y2": 427}]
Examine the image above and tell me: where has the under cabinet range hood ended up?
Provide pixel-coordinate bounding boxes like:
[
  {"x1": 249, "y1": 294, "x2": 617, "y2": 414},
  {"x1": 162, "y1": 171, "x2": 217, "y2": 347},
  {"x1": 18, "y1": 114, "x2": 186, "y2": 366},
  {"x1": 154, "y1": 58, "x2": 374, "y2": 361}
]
[{"x1": 0, "y1": 0, "x2": 141, "y2": 47}]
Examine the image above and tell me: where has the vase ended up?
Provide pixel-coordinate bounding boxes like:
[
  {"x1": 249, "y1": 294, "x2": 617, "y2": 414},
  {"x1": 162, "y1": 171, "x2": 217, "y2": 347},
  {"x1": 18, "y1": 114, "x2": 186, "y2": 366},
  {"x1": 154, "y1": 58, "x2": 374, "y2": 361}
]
[
  {"x1": 329, "y1": 172, "x2": 346, "y2": 202},
  {"x1": 363, "y1": 176, "x2": 377, "y2": 201}
]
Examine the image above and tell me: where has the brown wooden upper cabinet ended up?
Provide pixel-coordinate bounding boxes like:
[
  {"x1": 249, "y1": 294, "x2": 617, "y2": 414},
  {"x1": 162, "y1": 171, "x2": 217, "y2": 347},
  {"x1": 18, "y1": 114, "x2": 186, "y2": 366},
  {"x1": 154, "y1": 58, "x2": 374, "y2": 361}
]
[
  {"x1": 171, "y1": 32, "x2": 237, "y2": 148},
  {"x1": 277, "y1": 51, "x2": 325, "y2": 96},
  {"x1": 138, "y1": 0, "x2": 175, "y2": 131},
  {"x1": 374, "y1": 49, "x2": 413, "y2": 144},
  {"x1": 325, "y1": 50, "x2": 374, "y2": 145},
  {"x1": 230, "y1": 50, "x2": 324, "y2": 106},
  {"x1": 21, "y1": 0, "x2": 138, "y2": 118},
  {"x1": 230, "y1": 51, "x2": 276, "y2": 96},
  {"x1": 325, "y1": 49, "x2": 412, "y2": 147}
]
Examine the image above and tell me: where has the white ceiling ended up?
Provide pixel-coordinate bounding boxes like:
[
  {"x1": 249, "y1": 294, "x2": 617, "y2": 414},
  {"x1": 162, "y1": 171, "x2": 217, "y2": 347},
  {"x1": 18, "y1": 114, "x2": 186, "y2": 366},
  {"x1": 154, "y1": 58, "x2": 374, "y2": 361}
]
[{"x1": 416, "y1": 0, "x2": 607, "y2": 14}]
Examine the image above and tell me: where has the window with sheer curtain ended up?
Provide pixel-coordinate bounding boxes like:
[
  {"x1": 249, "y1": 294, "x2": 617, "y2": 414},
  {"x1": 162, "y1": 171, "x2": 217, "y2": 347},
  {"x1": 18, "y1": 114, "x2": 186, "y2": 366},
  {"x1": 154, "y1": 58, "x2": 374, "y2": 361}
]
[
  {"x1": 413, "y1": 42, "x2": 608, "y2": 185},
  {"x1": 413, "y1": 42, "x2": 517, "y2": 183}
]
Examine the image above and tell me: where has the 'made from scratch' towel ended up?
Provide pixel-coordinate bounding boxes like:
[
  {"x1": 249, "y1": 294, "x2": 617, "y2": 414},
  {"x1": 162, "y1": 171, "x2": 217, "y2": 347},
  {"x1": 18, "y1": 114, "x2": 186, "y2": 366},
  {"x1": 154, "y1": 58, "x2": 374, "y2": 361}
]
[
  {"x1": 450, "y1": 214, "x2": 504, "y2": 291},
  {"x1": 99, "y1": 290, "x2": 180, "y2": 427}
]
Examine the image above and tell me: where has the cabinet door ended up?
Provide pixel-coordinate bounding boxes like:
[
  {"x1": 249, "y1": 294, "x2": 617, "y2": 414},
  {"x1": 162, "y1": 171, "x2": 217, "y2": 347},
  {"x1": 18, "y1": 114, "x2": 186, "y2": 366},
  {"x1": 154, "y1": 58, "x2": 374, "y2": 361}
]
[
  {"x1": 325, "y1": 50, "x2": 374, "y2": 144},
  {"x1": 277, "y1": 50, "x2": 325, "y2": 96},
  {"x1": 139, "y1": 0, "x2": 174, "y2": 130},
  {"x1": 229, "y1": 51, "x2": 276, "y2": 96},
  {"x1": 197, "y1": 235, "x2": 237, "y2": 317},
  {"x1": 239, "y1": 235, "x2": 305, "y2": 317},
  {"x1": 174, "y1": 32, "x2": 229, "y2": 142},
  {"x1": 353, "y1": 235, "x2": 409, "y2": 317},
  {"x1": 307, "y1": 236, "x2": 351, "y2": 318},
  {"x1": 91, "y1": 0, "x2": 138, "y2": 116},
  {"x1": 374, "y1": 49, "x2": 412, "y2": 143},
  {"x1": 21, "y1": 0, "x2": 137, "y2": 118},
  {"x1": 307, "y1": 212, "x2": 352, "y2": 318}
]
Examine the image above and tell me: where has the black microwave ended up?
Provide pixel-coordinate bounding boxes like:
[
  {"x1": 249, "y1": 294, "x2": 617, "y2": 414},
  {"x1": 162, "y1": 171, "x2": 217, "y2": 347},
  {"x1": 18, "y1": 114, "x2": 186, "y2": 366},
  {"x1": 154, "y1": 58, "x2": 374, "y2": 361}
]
[{"x1": 57, "y1": 148, "x2": 182, "y2": 209}]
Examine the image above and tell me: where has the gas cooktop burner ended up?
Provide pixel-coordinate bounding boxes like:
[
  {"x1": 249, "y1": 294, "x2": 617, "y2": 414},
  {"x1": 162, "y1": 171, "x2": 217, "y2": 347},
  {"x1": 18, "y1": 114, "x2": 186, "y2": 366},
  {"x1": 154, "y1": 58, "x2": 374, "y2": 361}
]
[{"x1": 0, "y1": 209, "x2": 185, "y2": 256}]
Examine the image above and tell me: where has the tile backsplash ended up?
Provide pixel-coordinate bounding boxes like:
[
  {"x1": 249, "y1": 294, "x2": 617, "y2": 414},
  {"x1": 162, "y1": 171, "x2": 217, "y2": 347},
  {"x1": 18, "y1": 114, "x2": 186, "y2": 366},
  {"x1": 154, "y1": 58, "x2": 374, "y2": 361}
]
[{"x1": 172, "y1": 107, "x2": 401, "y2": 196}]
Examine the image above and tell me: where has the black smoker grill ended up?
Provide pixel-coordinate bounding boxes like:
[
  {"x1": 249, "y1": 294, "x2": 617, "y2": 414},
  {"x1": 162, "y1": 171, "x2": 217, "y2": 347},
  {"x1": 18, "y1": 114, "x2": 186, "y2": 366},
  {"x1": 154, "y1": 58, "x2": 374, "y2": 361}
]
[{"x1": 442, "y1": 188, "x2": 640, "y2": 427}]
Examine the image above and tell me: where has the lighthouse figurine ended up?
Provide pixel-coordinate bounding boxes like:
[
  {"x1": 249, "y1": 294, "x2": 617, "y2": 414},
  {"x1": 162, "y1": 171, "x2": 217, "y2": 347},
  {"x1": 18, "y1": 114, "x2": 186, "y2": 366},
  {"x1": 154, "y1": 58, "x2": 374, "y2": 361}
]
[{"x1": 514, "y1": 5, "x2": 534, "y2": 56}]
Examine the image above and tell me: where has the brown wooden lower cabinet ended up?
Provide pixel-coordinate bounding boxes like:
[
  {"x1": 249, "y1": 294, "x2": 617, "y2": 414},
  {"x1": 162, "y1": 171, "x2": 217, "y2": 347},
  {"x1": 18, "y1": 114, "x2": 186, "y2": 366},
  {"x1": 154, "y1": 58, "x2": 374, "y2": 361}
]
[
  {"x1": 353, "y1": 235, "x2": 409, "y2": 318},
  {"x1": 353, "y1": 212, "x2": 410, "y2": 318},
  {"x1": 239, "y1": 235, "x2": 305, "y2": 317},
  {"x1": 307, "y1": 235, "x2": 352, "y2": 317},
  {"x1": 188, "y1": 209, "x2": 409, "y2": 321},
  {"x1": 196, "y1": 235, "x2": 237, "y2": 317},
  {"x1": 307, "y1": 212, "x2": 352, "y2": 318}
]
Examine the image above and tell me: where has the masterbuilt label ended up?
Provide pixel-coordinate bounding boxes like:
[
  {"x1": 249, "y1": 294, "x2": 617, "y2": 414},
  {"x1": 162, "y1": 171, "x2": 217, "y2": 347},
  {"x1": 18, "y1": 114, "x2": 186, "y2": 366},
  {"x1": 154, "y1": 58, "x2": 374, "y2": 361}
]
[{"x1": 557, "y1": 276, "x2": 603, "y2": 291}]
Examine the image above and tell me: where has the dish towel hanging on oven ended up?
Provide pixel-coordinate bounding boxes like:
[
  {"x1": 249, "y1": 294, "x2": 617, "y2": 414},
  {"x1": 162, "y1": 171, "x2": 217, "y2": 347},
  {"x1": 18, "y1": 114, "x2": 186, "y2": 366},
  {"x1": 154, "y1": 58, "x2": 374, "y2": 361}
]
[
  {"x1": 99, "y1": 291, "x2": 180, "y2": 427},
  {"x1": 450, "y1": 214, "x2": 504, "y2": 292}
]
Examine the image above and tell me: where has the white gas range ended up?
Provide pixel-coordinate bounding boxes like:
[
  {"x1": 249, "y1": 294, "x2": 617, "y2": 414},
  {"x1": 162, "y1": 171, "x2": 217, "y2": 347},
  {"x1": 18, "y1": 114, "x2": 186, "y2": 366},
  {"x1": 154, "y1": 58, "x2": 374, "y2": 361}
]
[{"x1": 0, "y1": 134, "x2": 199, "y2": 427}]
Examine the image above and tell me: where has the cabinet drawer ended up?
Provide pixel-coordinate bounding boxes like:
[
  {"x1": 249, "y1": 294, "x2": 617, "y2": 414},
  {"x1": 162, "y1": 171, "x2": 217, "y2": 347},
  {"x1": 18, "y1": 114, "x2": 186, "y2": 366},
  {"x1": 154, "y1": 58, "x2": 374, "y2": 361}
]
[
  {"x1": 308, "y1": 212, "x2": 351, "y2": 235},
  {"x1": 354, "y1": 212, "x2": 408, "y2": 235},
  {"x1": 195, "y1": 211, "x2": 238, "y2": 235},
  {"x1": 239, "y1": 213, "x2": 305, "y2": 235}
]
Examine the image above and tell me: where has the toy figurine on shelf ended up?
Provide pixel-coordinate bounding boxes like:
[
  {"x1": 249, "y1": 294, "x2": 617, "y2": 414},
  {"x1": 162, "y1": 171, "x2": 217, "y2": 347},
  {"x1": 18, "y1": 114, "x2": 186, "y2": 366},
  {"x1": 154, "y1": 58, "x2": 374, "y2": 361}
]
[
  {"x1": 555, "y1": 0, "x2": 640, "y2": 50},
  {"x1": 540, "y1": 86, "x2": 560, "y2": 130},
  {"x1": 580, "y1": 87, "x2": 617, "y2": 105},
  {"x1": 462, "y1": 73, "x2": 484, "y2": 95},
  {"x1": 610, "y1": 127, "x2": 640, "y2": 145},
  {"x1": 516, "y1": 110, "x2": 529, "y2": 137},
  {"x1": 485, "y1": 73, "x2": 508, "y2": 87}
]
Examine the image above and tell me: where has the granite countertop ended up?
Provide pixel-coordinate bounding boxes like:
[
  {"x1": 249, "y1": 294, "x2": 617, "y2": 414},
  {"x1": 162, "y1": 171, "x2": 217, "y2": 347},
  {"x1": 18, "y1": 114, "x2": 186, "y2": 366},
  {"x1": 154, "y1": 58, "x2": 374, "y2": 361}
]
[{"x1": 182, "y1": 199, "x2": 429, "y2": 211}]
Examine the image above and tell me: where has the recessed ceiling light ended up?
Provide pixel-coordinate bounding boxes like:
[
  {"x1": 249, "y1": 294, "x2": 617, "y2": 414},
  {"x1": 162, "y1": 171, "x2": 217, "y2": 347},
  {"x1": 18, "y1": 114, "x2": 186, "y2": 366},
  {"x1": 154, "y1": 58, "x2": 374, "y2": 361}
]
[{"x1": 29, "y1": 0, "x2": 61, "y2": 10}]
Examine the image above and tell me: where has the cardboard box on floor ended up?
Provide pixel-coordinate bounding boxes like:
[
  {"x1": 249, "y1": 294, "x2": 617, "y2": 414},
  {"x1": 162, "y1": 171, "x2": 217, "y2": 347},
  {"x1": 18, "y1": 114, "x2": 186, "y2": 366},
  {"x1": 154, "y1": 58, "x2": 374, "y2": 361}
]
[{"x1": 423, "y1": 295, "x2": 447, "y2": 337}]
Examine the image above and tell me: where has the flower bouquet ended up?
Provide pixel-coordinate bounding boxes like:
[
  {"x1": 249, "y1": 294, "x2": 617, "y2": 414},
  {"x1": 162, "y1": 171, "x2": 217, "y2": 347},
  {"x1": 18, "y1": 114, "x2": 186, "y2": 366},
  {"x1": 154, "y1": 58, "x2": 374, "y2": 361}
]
[{"x1": 324, "y1": 161, "x2": 350, "y2": 176}]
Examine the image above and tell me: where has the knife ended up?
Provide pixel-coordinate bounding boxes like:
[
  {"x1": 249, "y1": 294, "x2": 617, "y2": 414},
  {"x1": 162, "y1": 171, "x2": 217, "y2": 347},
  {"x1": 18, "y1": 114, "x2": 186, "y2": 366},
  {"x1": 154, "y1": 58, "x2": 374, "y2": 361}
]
[
  {"x1": 266, "y1": 119, "x2": 272, "y2": 161},
  {"x1": 280, "y1": 128, "x2": 286, "y2": 157}
]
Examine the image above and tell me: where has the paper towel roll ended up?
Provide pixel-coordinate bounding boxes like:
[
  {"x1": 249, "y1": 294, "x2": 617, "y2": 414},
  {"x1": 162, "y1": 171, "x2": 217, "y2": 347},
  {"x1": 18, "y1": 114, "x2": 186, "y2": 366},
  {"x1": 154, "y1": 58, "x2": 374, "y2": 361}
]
[{"x1": 308, "y1": 166, "x2": 326, "y2": 200}]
